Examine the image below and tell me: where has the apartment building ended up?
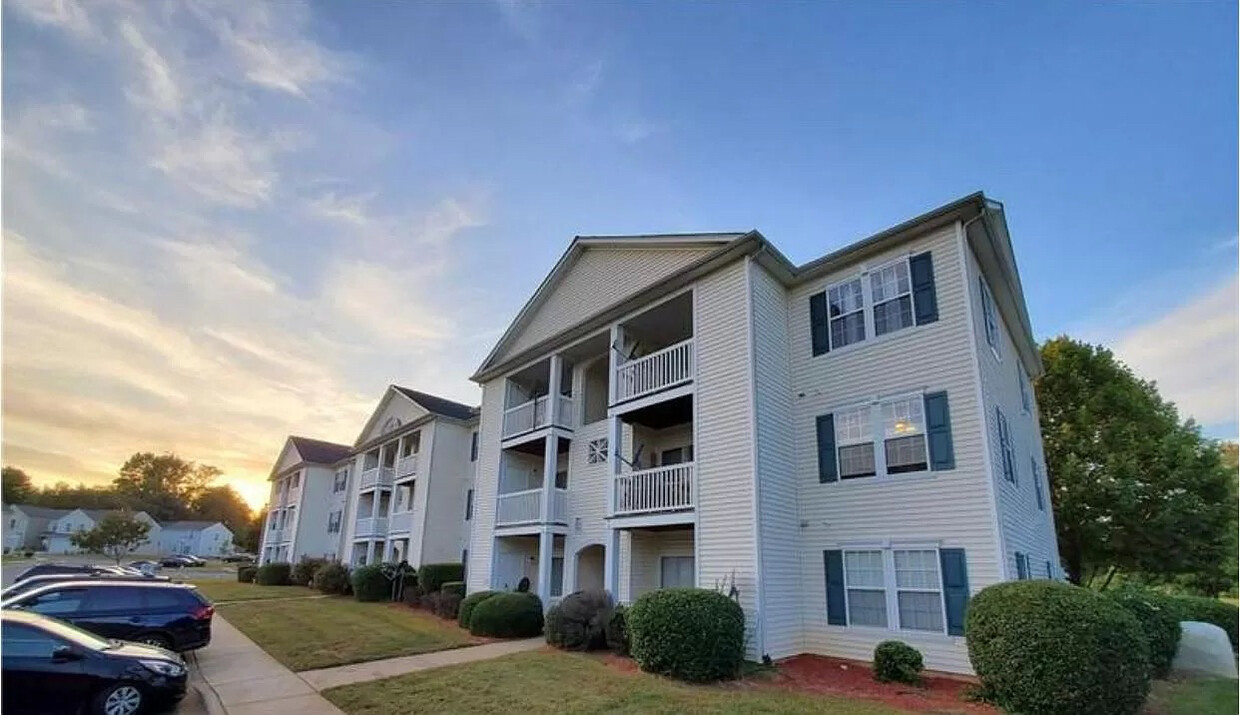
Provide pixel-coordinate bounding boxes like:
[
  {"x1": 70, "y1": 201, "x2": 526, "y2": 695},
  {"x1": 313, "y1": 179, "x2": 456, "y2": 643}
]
[
  {"x1": 466, "y1": 192, "x2": 1059, "y2": 674},
  {"x1": 260, "y1": 386, "x2": 479, "y2": 569}
]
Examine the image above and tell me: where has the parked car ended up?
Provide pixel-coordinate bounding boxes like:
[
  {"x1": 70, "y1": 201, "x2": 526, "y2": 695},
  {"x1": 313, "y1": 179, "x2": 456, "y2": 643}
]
[
  {"x1": 1, "y1": 609, "x2": 187, "y2": 715},
  {"x1": 220, "y1": 552, "x2": 255, "y2": 564},
  {"x1": 2, "y1": 573, "x2": 172, "y2": 602},
  {"x1": 158, "y1": 554, "x2": 204, "y2": 568},
  {"x1": 14, "y1": 563, "x2": 134, "y2": 583},
  {"x1": 2, "y1": 581, "x2": 214, "y2": 652}
]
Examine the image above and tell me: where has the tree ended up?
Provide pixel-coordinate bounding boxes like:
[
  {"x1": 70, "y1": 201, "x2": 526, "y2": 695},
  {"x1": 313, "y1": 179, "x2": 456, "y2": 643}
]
[
  {"x1": 70, "y1": 512, "x2": 152, "y2": 564},
  {"x1": 234, "y1": 508, "x2": 267, "y2": 553},
  {"x1": 2, "y1": 467, "x2": 35, "y2": 503},
  {"x1": 113, "y1": 453, "x2": 221, "y2": 521},
  {"x1": 192, "y1": 485, "x2": 252, "y2": 536},
  {"x1": 1037, "y1": 337, "x2": 1235, "y2": 591}
]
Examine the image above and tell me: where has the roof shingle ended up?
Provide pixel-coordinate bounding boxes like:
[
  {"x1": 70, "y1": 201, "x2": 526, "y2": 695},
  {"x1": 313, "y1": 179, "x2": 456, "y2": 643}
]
[
  {"x1": 289, "y1": 436, "x2": 353, "y2": 465},
  {"x1": 392, "y1": 386, "x2": 478, "y2": 421}
]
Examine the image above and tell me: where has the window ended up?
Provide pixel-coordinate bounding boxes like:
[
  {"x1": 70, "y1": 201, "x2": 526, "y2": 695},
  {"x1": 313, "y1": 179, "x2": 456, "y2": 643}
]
[
  {"x1": 1019, "y1": 368, "x2": 1032, "y2": 412},
  {"x1": 880, "y1": 397, "x2": 928, "y2": 474},
  {"x1": 1032, "y1": 458, "x2": 1044, "y2": 510},
  {"x1": 893, "y1": 550, "x2": 944, "y2": 632},
  {"x1": 830, "y1": 547, "x2": 958, "y2": 635},
  {"x1": 979, "y1": 276, "x2": 1000, "y2": 357},
  {"x1": 291, "y1": 471, "x2": 300, "y2": 488},
  {"x1": 587, "y1": 438, "x2": 609, "y2": 465},
  {"x1": 997, "y1": 408, "x2": 1016, "y2": 483},
  {"x1": 831, "y1": 397, "x2": 930, "y2": 481},
  {"x1": 82, "y1": 586, "x2": 146, "y2": 614},
  {"x1": 550, "y1": 557, "x2": 564, "y2": 598},
  {"x1": 660, "y1": 556, "x2": 695, "y2": 588},
  {"x1": 24, "y1": 588, "x2": 87, "y2": 616},
  {"x1": 660, "y1": 446, "x2": 693, "y2": 465},
  {"x1": 1, "y1": 622, "x2": 66, "y2": 658},
  {"x1": 333, "y1": 469, "x2": 348, "y2": 493},
  {"x1": 327, "y1": 511, "x2": 341, "y2": 533},
  {"x1": 870, "y1": 261, "x2": 914, "y2": 336},
  {"x1": 1045, "y1": 561, "x2": 1054, "y2": 579},
  {"x1": 144, "y1": 589, "x2": 188, "y2": 611},
  {"x1": 406, "y1": 431, "x2": 421, "y2": 455},
  {"x1": 843, "y1": 550, "x2": 887, "y2": 627},
  {"x1": 835, "y1": 405, "x2": 876, "y2": 479},
  {"x1": 470, "y1": 431, "x2": 479, "y2": 461},
  {"x1": 465, "y1": 489, "x2": 474, "y2": 521},
  {"x1": 1015, "y1": 552, "x2": 1030, "y2": 580},
  {"x1": 828, "y1": 278, "x2": 866, "y2": 349}
]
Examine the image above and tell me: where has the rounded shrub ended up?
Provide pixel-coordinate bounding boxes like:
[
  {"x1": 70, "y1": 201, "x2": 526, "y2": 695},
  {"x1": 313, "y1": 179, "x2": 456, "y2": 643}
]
[
  {"x1": 255, "y1": 562, "x2": 291, "y2": 586},
  {"x1": 966, "y1": 580, "x2": 1151, "y2": 715},
  {"x1": 469, "y1": 592, "x2": 544, "y2": 638},
  {"x1": 873, "y1": 640, "x2": 923, "y2": 685},
  {"x1": 237, "y1": 565, "x2": 257, "y2": 583},
  {"x1": 418, "y1": 563, "x2": 465, "y2": 595},
  {"x1": 1165, "y1": 595, "x2": 1238, "y2": 652},
  {"x1": 606, "y1": 603, "x2": 629, "y2": 656},
  {"x1": 544, "y1": 604, "x2": 565, "y2": 646},
  {"x1": 291, "y1": 557, "x2": 328, "y2": 587},
  {"x1": 313, "y1": 563, "x2": 351, "y2": 595},
  {"x1": 351, "y1": 564, "x2": 391, "y2": 602},
  {"x1": 627, "y1": 588, "x2": 745, "y2": 683},
  {"x1": 1105, "y1": 588, "x2": 1182, "y2": 678},
  {"x1": 459, "y1": 590, "x2": 499, "y2": 629},
  {"x1": 435, "y1": 591, "x2": 464, "y2": 620},
  {"x1": 440, "y1": 581, "x2": 466, "y2": 598},
  {"x1": 548, "y1": 589, "x2": 613, "y2": 651}
]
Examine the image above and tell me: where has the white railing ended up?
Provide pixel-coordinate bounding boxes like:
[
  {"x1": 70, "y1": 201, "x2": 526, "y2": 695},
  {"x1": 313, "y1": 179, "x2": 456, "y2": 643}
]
[
  {"x1": 614, "y1": 338, "x2": 695, "y2": 403},
  {"x1": 266, "y1": 528, "x2": 283, "y2": 545},
  {"x1": 613, "y1": 462, "x2": 695, "y2": 516},
  {"x1": 502, "y1": 396, "x2": 550, "y2": 438},
  {"x1": 557, "y1": 395, "x2": 575, "y2": 428},
  {"x1": 360, "y1": 467, "x2": 395, "y2": 490},
  {"x1": 553, "y1": 488, "x2": 568, "y2": 523},
  {"x1": 389, "y1": 511, "x2": 413, "y2": 532},
  {"x1": 285, "y1": 486, "x2": 301, "y2": 504},
  {"x1": 355, "y1": 516, "x2": 388, "y2": 536},
  {"x1": 397, "y1": 454, "x2": 418, "y2": 477},
  {"x1": 496, "y1": 488, "x2": 542, "y2": 525}
]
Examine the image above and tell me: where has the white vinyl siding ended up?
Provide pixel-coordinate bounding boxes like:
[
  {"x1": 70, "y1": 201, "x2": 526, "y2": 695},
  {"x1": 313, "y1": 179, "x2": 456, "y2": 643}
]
[{"x1": 466, "y1": 378, "x2": 507, "y2": 594}]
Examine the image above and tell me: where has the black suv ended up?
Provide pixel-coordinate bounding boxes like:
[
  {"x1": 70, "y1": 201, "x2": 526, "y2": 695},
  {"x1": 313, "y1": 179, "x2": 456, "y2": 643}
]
[
  {"x1": 2, "y1": 573, "x2": 172, "y2": 602},
  {"x1": 2, "y1": 581, "x2": 213, "y2": 652},
  {"x1": 14, "y1": 563, "x2": 139, "y2": 582},
  {"x1": 2, "y1": 609, "x2": 188, "y2": 715}
]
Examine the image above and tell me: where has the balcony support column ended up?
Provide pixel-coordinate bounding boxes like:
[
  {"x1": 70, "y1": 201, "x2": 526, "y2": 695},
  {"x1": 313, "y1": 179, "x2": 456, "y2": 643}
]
[
  {"x1": 547, "y1": 354, "x2": 563, "y2": 426},
  {"x1": 603, "y1": 527, "x2": 621, "y2": 599},
  {"x1": 541, "y1": 433, "x2": 557, "y2": 524},
  {"x1": 536, "y1": 528, "x2": 554, "y2": 605}
]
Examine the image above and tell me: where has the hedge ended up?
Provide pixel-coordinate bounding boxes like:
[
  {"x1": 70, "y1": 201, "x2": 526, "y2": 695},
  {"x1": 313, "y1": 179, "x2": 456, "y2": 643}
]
[
  {"x1": 237, "y1": 565, "x2": 257, "y2": 583},
  {"x1": 606, "y1": 603, "x2": 629, "y2": 656},
  {"x1": 966, "y1": 581, "x2": 1150, "y2": 715},
  {"x1": 1164, "y1": 594, "x2": 1238, "y2": 652},
  {"x1": 627, "y1": 588, "x2": 745, "y2": 683},
  {"x1": 873, "y1": 641, "x2": 923, "y2": 685},
  {"x1": 351, "y1": 564, "x2": 391, "y2": 602},
  {"x1": 469, "y1": 592, "x2": 544, "y2": 638},
  {"x1": 291, "y1": 557, "x2": 329, "y2": 587},
  {"x1": 440, "y1": 581, "x2": 466, "y2": 598},
  {"x1": 255, "y1": 562, "x2": 291, "y2": 586},
  {"x1": 417, "y1": 563, "x2": 465, "y2": 595},
  {"x1": 313, "y1": 563, "x2": 351, "y2": 595},
  {"x1": 545, "y1": 589, "x2": 612, "y2": 651},
  {"x1": 1105, "y1": 588, "x2": 1182, "y2": 678},
  {"x1": 459, "y1": 590, "x2": 500, "y2": 629}
]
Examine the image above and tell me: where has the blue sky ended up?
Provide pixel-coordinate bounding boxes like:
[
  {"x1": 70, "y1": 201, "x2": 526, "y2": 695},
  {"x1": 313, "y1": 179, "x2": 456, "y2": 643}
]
[{"x1": 3, "y1": 1, "x2": 1236, "y2": 506}]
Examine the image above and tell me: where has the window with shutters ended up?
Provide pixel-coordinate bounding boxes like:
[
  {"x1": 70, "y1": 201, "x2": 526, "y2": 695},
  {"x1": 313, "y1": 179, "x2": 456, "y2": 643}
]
[
  {"x1": 835, "y1": 405, "x2": 876, "y2": 479},
  {"x1": 1032, "y1": 458, "x2": 1044, "y2": 510},
  {"x1": 828, "y1": 278, "x2": 866, "y2": 349},
  {"x1": 837, "y1": 547, "x2": 950, "y2": 634},
  {"x1": 881, "y1": 397, "x2": 928, "y2": 473},
  {"x1": 870, "y1": 261, "x2": 913, "y2": 336},
  {"x1": 810, "y1": 253, "x2": 938, "y2": 357},
  {"x1": 894, "y1": 550, "x2": 945, "y2": 632},
  {"x1": 980, "y1": 276, "x2": 1001, "y2": 358},
  {"x1": 828, "y1": 395, "x2": 934, "y2": 481},
  {"x1": 843, "y1": 550, "x2": 887, "y2": 627},
  {"x1": 1015, "y1": 552, "x2": 1030, "y2": 580},
  {"x1": 1018, "y1": 368, "x2": 1032, "y2": 413},
  {"x1": 997, "y1": 408, "x2": 1016, "y2": 483}
]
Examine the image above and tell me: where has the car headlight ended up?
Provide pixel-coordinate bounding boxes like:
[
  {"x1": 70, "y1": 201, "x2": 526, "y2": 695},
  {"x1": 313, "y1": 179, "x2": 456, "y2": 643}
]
[{"x1": 140, "y1": 659, "x2": 186, "y2": 677}]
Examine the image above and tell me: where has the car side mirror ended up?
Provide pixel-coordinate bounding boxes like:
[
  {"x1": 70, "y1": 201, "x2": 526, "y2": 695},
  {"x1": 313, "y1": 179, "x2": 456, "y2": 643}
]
[{"x1": 51, "y1": 645, "x2": 81, "y2": 662}]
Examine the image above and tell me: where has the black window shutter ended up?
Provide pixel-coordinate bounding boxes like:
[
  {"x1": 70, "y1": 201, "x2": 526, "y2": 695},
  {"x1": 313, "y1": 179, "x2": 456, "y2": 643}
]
[
  {"x1": 939, "y1": 548, "x2": 969, "y2": 636},
  {"x1": 824, "y1": 550, "x2": 847, "y2": 626},
  {"x1": 810, "y1": 292, "x2": 830, "y2": 356},
  {"x1": 910, "y1": 252, "x2": 938, "y2": 325},
  {"x1": 924, "y1": 392, "x2": 955, "y2": 470},
  {"x1": 1015, "y1": 552, "x2": 1028, "y2": 580},
  {"x1": 1045, "y1": 561, "x2": 1053, "y2": 579},
  {"x1": 816, "y1": 414, "x2": 838, "y2": 483}
]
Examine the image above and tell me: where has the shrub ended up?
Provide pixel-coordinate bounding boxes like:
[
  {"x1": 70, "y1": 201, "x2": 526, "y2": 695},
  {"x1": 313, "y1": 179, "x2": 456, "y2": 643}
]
[
  {"x1": 351, "y1": 564, "x2": 392, "y2": 602},
  {"x1": 544, "y1": 605, "x2": 564, "y2": 646},
  {"x1": 606, "y1": 603, "x2": 629, "y2": 655},
  {"x1": 291, "y1": 557, "x2": 329, "y2": 587},
  {"x1": 313, "y1": 563, "x2": 351, "y2": 595},
  {"x1": 255, "y1": 562, "x2": 291, "y2": 586},
  {"x1": 469, "y1": 592, "x2": 544, "y2": 638},
  {"x1": 628, "y1": 588, "x2": 745, "y2": 683},
  {"x1": 441, "y1": 581, "x2": 466, "y2": 598},
  {"x1": 398, "y1": 573, "x2": 418, "y2": 602},
  {"x1": 873, "y1": 641, "x2": 923, "y2": 685},
  {"x1": 1164, "y1": 594, "x2": 1238, "y2": 652},
  {"x1": 418, "y1": 563, "x2": 465, "y2": 595},
  {"x1": 1105, "y1": 587, "x2": 1182, "y2": 678},
  {"x1": 436, "y1": 591, "x2": 464, "y2": 620},
  {"x1": 237, "y1": 565, "x2": 257, "y2": 583},
  {"x1": 966, "y1": 581, "x2": 1150, "y2": 715},
  {"x1": 459, "y1": 590, "x2": 500, "y2": 629},
  {"x1": 548, "y1": 589, "x2": 613, "y2": 651}
]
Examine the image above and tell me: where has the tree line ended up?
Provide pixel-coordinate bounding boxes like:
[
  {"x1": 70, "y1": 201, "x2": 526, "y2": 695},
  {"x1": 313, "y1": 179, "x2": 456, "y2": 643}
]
[{"x1": 2, "y1": 452, "x2": 264, "y2": 552}]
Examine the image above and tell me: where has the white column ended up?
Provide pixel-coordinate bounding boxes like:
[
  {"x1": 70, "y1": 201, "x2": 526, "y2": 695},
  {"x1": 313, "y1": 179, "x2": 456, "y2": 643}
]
[
  {"x1": 365, "y1": 540, "x2": 376, "y2": 564},
  {"x1": 608, "y1": 324, "x2": 621, "y2": 405},
  {"x1": 547, "y1": 354, "x2": 563, "y2": 426},
  {"x1": 607, "y1": 415, "x2": 621, "y2": 516},
  {"x1": 541, "y1": 433, "x2": 557, "y2": 524},
  {"x1": 603, "y1": 527, "x2": 621, "y2": 598},
  {"x1": 537, "y1": 529, "x2": 554, "y2": 604}
]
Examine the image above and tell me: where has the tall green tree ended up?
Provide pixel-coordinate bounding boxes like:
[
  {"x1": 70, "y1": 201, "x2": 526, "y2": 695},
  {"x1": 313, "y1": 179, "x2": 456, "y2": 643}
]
[
  {"x1": 1038, "y1": 337, "x2": 1235, "y2": 591},
  {"x1": 235, "y1": 508, "x2": 267, "y2": 553},
  {"x1": 26, "y1": 481, "x2": 126, "y2": 510},
  {"x1": 70, "y1": 512, "x2": 152, "y2": 564},
  {"x1": 192, "y1": 485, "x2": 251, "y2": 536},
  {"x1": 2, "y1": 467, "x2": 35, "y2": 503},
  {"x1": 113, "y1": 453, "x2": 221, "y2": 521}
]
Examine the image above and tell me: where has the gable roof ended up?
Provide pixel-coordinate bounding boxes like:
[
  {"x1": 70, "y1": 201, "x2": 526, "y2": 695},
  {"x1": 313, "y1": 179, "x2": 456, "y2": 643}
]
[
  {"x1": 289, "y1": 436, "x2": 353, "y2": 465},
  {"x1": 10, "y1": 505, "x2": 73, "y2": 520},
  {"x1": 161, "y1": 520, "x2": 227, "y2": 531},
  {"x1": 392, "y1": 386, "x2": 478, "y2": 421}
]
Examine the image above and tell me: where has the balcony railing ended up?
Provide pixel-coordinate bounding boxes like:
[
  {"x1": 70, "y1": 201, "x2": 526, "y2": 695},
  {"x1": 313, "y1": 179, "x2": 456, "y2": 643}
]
[
  {"x1": 614, "y1": 338, "x2": 695, "y2": 403},
  {"x1": 613, "y1": 462, "x2": 695, "y2": 516},
  {"x1": 389, "y1": 511, "x2": 413, "y2": 532},
  {"x1": 360, "y1": 467, "x2": 395, "y2": 490},
  {"x1": 266, "y1": 528, "x2": 283, "y2": 544},
  {"x1": 396, "y1": 454, "x2": 418, "y2": 478},
  {"x1": 355, "y1": 516, "x2": 388, "y2": 536},
  {"x1": 502, "y1": 396, "x2": 549, "y2": 438},
  {"x1": 496, "y1": 488, "x2": 570, "y2": 526},
  {"x1": 285, "y1": 486, "x2": 301, "y2": 504},
  {"x1": 557, "y1": 395, "x2": 575, "y2": 428}
]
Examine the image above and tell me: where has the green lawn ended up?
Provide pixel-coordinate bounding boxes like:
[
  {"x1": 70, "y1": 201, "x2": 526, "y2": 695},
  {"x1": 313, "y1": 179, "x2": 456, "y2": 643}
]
[
  {"x1": 323, "y1": 650, "x2": 905, "y2": 715},
  {"x1": 218, "y1": 597, "x2": 478, "y2": 671},
  {"x1": 1145, "y1": 677, "x2": 1239, "y2": 715},
  {"x1": 190, "y1": 581, "x2": 317, "y2": 602}
]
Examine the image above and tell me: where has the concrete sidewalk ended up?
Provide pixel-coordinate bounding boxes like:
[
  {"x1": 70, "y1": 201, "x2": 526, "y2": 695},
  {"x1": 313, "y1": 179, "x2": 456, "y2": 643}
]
[
  {"x1": 300, "y1": 637, "x2": 544, "y2": 691},
  {"x1": 191, "y1": 617, "x2": 344, "y2": 715}
]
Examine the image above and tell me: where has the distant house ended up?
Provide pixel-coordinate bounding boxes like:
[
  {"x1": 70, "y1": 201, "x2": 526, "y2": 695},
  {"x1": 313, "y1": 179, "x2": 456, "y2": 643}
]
[
  {"x1": 4, "y1": 504, "x2": 72, "y2": 551},
  {"x1": 44, "y1": 509, "x2": 161, "y2": 555},
  {"x1": 158, "y1": 521, "x2": 234, "y2": 557}
]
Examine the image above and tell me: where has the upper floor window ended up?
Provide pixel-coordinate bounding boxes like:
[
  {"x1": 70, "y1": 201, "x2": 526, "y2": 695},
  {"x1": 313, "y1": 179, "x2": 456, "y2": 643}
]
[
  {"x1": 333, "y1": 469, "x2": 349, "y2": 493},
  {"x1": 1018, "y1": 368, "x2": 1032, "y2": 412},
  {"x1": 817, "y1": 392, "x2": 955, "y2": 483},
  {"x1": 810, "y1": 253, "x2": 939, "y2": 357},
  {"x1": 465, "y1": 489, "x2": 474, "y2": 521},
  {"x1": 290, "y1": 471, "x2": 301, "y2": 488},
  {"x1": 1032, "y1": 458, "x2": 1045, "y2": 511},
  {"x1": 996, "y1": 407, "x2": 1016, "y2": 484},
  {"x1": 404, "y1": 431, "x2": 421, "y2": 456},
  {"x1": 470, "y1": 431, "x2": 479, "y2": 462},
  {"x1": 979, "y1": 276, "x2": 1001, "y2": 357}
]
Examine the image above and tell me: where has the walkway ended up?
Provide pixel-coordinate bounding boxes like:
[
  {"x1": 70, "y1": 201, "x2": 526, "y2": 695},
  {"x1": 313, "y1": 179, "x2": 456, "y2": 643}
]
[{"x1": 299, "y1": 637, "x2": 544, "y2": 690}]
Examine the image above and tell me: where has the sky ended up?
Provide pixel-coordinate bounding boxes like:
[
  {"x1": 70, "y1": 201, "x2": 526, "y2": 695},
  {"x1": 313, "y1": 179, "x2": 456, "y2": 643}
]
[{"x1": 2, "y1": 1, "x2": 1236, "y2": 510}]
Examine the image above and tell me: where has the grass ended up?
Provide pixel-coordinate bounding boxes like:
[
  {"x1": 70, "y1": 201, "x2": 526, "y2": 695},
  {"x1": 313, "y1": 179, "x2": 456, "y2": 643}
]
[
  {"x1": 218, "y1": 597, "x2": 477, "y2": 671},
  {"x1": 1145, "y1": 677, "x2": 1239, "y2": 715},
  {"x1": 323, "y1": 650, "x2": 905, "y2": 715},
  {"x1": 190, "y1": 580, "x2": 317, "y2": 603}
]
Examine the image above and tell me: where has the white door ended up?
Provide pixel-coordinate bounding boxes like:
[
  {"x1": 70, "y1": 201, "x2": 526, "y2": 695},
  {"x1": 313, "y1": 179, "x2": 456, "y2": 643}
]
[{"x1": 660, "y1": 556, "x2": 695, "y2": 588}]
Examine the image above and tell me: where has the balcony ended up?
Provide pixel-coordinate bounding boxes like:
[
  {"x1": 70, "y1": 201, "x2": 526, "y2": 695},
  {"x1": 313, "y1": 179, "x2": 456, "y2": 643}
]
[
  {"x1": 360, "y1": 467, "x2": 395, "y2": 490},
  {"x1": 495, "y1": 488, "x2": 569, "y2": 527},
  {"x1": 389, "y1": 511, "x2": 413, "y2": 533},
  {"x1": 614, "y1": 338, "x2": 695, "y2": 404},
  {"x1": 502, "y1": 396, "x2": 549, "y2": 439},
  {"x1": 355, "y1": 516, "x2": 388, "y2": 537},
  {"x1": 285, "y1": 486, "x2": 301, "y2": 504},
  {"x1": 396, "y1": 454, "x2": 418, "y2": 478},
  {"x1": 613, "y1": 462, "x2": 694, "y2": 516},
  {"x1": 266, "y1": 528, "x2": 283, "y2": 544}
]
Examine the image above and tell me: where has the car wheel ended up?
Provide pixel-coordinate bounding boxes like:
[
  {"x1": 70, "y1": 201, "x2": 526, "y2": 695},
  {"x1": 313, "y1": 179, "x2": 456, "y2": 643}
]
[
  {"x1": 94, "y1": 683, "x2": 143, "y2": 715},
  {"x1": 137, "y1": 633, "x2": 172, "y2": 650}
]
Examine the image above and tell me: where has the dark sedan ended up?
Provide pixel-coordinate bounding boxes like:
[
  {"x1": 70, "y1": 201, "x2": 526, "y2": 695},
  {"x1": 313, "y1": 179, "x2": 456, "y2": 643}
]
[{"x1": 2, "y1": 609, "x2": 187, "y2": 715}]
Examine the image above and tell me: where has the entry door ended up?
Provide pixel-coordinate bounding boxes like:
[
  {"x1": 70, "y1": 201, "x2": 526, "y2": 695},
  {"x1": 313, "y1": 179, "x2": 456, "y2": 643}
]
[{"x1": 660, "y1": 556, "x2": 695, "y2": 588}]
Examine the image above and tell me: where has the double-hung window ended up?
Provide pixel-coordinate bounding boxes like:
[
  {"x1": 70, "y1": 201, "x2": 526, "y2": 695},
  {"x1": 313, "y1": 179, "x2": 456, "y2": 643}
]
[
  {"x1": 828, "y1": 279, "x2": 866, "y2": 349},
  {"x1": 809, "y1": 252, "x2": 939, "y2": 356},
  {"x1": 1018, "y1": 368, "x2": 1032, "y2": 412},
  {"x1": 1031, "y1": 458, "x2": 1044, "y2": 510},
  {"x1": 831, "y1": 396, "x2": 929, "y2": 480},
  {"x1": 870, "y1": 261, "x2": 914, "y2": 336},
  {"x1": 997, "y1": 407, "x2": 1016, "y2": 483},
  {"x1": 980, "y1": 276, "x2": 1001, "y2": 357},
  {"x1": 835, "y1": 405, "x2": 876, "y2": 479},
  {"x1": 894, "y1": 550, "x2": 945, "y2": 632},
  {"x1": 843, "y1": 551, "x2": 888, "y2": 627},
  {"x1": 881, "y1": 397, "x2": 929, "y2": 473},
  {"x1": 834, "y1": 548, "x2": 952, "y2": 634}
]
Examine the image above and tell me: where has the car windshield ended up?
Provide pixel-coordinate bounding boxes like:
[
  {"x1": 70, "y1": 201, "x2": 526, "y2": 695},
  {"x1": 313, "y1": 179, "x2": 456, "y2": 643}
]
[{"x1": 25, "y1": 615, "x2": 115, "y2": 651}]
